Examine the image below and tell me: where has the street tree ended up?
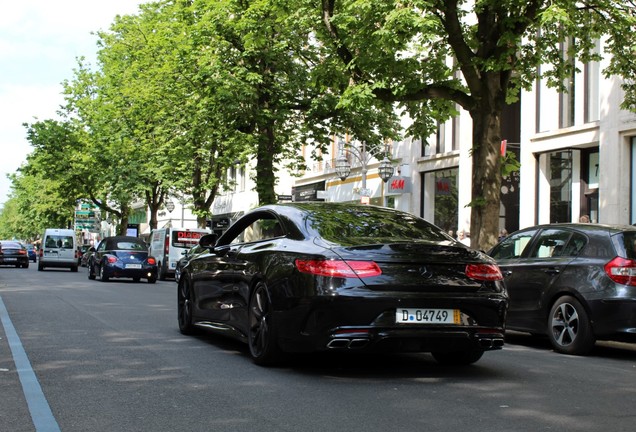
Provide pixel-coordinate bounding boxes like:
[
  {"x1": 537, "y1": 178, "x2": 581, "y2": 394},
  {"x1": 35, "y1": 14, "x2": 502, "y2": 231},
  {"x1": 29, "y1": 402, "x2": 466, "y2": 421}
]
[{"x1": 313, "y1": 0, "x2": 636, "y2": 250}]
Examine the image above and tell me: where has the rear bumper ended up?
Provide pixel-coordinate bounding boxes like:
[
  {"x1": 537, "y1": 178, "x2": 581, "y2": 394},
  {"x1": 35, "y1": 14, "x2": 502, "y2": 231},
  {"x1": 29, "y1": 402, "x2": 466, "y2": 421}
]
[
  {"x1": 588, "y1": 298, "x2": 636, "y2": 341},
  {"x1": 103, "y1": 265, "x2": 158, "y2": 279},
  {"x1": 274, "y1": 295, "x2": 508, "y2": 354}
]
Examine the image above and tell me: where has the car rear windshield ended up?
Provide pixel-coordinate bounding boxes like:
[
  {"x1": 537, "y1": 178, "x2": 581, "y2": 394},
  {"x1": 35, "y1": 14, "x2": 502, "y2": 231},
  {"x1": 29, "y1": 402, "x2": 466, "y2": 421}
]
[
  {"x1": 1, "y1": 241, "x2": 23, "y2": 249},
  {"x1": 45, "y1": 236, "x2": 74, "y2": 248},
  {"x1": 115, "y1": 241, "x2": 147, "y2": 251},
  {"x1": 306, "y1": 205, "x2": 451, "y2": 245},
  {"x1": 617, "y1": 231, "x2": 636, "y2": 259}
]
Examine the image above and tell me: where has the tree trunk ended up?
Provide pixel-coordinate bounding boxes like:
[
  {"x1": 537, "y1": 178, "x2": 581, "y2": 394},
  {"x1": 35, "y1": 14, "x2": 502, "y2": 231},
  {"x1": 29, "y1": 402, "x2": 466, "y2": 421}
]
[
  {"x1": 469, "y1": 78, "x2": 504, "y2": 251},
  {"x1": 255, "y1": 125, "x2": 277, "y2": 206},
  {"x1": 118, "y1": 203, "x2": 130, "y2": 236}
]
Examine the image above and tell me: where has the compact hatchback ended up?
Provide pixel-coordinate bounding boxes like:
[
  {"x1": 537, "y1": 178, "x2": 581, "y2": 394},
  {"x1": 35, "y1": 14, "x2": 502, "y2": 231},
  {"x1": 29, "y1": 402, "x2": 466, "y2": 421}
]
[{"x1": 489, "y1": 223, "x2": 636, "y2": 355}]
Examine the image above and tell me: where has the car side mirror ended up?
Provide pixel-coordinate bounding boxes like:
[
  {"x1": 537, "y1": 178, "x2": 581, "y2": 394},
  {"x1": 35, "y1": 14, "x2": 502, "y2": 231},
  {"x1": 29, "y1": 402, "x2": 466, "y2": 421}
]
[{"x1": 199, "y1": 233, "x2": 218, "y2": 249}]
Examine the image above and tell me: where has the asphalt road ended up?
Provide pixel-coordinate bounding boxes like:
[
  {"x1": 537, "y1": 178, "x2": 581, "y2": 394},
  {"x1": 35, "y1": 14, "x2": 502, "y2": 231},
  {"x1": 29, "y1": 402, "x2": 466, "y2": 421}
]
[{"x1": 1, "y1": 264, "x2": 635, "y2": 432}]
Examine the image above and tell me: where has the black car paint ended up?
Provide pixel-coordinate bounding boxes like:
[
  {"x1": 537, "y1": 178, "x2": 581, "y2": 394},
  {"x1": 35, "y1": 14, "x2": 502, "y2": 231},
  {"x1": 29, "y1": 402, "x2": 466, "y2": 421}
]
[{"x1": 179, "y1": 203, "x2": 508, "y2": 364}]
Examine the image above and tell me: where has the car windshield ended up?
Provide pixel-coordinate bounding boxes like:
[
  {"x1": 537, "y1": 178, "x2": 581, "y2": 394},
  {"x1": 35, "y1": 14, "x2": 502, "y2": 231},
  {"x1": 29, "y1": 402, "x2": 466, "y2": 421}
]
[{"x1": 302, "y1": 205, "x2": 452, "y2": 245}]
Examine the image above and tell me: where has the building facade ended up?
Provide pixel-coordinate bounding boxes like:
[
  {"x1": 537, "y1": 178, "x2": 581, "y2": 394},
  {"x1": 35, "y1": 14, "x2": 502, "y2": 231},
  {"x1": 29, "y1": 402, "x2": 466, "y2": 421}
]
[{"x1": 201, "y1": 37, "x2": 636, "y2": 236}]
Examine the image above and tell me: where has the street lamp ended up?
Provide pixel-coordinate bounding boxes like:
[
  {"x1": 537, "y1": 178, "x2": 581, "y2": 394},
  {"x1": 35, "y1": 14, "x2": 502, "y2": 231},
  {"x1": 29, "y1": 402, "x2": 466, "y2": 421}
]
[
  {"x1": 335, "y1": 139, "x2": 374, "y2": 197},
  {"x1": 378, "y1": 156, "x2": 395, "y2": 182},
  {"x1": 335, "y1": 139, "x2": 395, "y2": 198}
]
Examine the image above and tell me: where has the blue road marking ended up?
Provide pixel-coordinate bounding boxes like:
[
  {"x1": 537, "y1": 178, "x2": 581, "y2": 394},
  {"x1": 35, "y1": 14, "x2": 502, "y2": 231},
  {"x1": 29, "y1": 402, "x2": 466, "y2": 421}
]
[{"x1": 0, "y1": 295, "x2": 61, "y2": 432}]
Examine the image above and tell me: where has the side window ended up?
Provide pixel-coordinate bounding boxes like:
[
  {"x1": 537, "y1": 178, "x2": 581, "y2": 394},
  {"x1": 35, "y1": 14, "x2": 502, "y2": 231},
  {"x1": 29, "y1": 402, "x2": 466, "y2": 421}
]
[
  {"x1": 529, "y1": 229, "x2": 572, "y2": 258},
  {"x1": 230, "y1": 216, "x2": 283, "y2": 245},
  {"x1": 562, "y1": 232, "x2": 587, "y2": 257},
  {"x1": 490, "y1": 230, "x2": 537, "y2": 260}
]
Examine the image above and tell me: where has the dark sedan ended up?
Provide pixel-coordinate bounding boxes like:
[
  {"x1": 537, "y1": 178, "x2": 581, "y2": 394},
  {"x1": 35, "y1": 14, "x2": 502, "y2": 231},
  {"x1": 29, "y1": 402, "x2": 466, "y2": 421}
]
[
  {"x1": 0, "y1": 240, "x2": 29, "y2": 268},
  {"x1": 88, "y1": 236, "x2": 157, "y2": 283},
  {"x1": 489, "y1": 223, "x2": 636, "y2": 355},
  {"x1": 177, "y1": 203, "x2": 508, "y2": 366}
]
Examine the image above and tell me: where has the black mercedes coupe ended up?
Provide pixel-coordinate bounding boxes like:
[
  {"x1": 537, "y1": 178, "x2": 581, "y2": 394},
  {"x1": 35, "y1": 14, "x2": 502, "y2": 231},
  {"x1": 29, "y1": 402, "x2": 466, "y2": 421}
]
[{"x1": 177, "y1": 203, "x2": 508, "y2": 366}]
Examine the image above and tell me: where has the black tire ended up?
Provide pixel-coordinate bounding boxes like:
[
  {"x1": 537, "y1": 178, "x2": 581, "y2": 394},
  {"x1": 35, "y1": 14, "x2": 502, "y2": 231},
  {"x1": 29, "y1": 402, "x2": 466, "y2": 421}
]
[
  {"x1": 88, "y1": 262, "x2": 96, "y2": 280},
  {"x1": 147, "y1": 276, "x2": 157, "y2": 284},
  {"x1": 431, "y1": 349, "x2": 485, "y2": 365},
  {"x1": 71, "y1": 265, "x2": 78, "y2": 273},
  {"x1": 22, "y1": 263, "x2": 29, "y2": 269},
  {"x1": 548, "y1": 295, "x2": 595, "y2": 355},
  {"x1": 159, "y1": 262, "x2": 167, "y2": 281},
  {"x1": 177, "y1": 276, "x2": 197, "y2": 335},
  {"x1": 38, "y1": 263, "x2": 44, "y2": 271},
  {"x1": 100, "y1": 264, "x2": 109, "y2": 282},
  {"x1": 248, "y1": 282, "x2": 283, "y2": 366},
  {"x1": 133, "y1": 277, "x2": 141, "y2": 283}
]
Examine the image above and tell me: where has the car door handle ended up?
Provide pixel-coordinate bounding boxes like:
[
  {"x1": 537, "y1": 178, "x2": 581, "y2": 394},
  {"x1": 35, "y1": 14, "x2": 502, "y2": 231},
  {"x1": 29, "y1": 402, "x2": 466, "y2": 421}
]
[
  {"x1": 503, "y1": 270, "x2": 513, "y2": 277},
  {"x1": 544, "y1": 268, "x2": 560, "y2": 275}
]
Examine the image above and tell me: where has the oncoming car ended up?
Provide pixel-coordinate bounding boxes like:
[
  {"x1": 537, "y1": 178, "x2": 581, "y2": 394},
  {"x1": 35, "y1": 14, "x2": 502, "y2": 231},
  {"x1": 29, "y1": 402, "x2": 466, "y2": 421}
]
[
  {"x1": 88, "y1": 236, "x2": 158, "y2": 283},
  {"x1": 177, "y1": 203, "x2": 508, "y2": 366}
]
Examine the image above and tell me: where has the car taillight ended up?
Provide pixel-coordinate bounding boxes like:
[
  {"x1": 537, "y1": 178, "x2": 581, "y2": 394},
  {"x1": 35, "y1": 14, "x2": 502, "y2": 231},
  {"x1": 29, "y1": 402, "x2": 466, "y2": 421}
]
[
  {"x1": 147, "y1": 257, "x2": 156, "y2": 265},
  {"x1": 604, "y1": 256, "x2": 636, "y2": 286},
  {"x1": 465, "y1": 263, "x2": 503, "y2": 281},
  {"x1": 18, "y1": 250, "x2": 27, "y2": 255},
  {"x1": 107, "y1": 256, "x2": 118, "y2": 263},
  {"x1": 295, "y1": 259, "x2": 382, "y2": 278}
]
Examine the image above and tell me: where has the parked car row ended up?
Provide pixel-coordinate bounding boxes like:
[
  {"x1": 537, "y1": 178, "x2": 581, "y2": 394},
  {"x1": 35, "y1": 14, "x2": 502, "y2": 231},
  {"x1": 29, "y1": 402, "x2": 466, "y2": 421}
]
[
  {"x1": 14, "y1": 204, "x2": 636, "y2": 366},
  {"x1": 173, "y1": 203, "x2": 636, "y2": 367}
]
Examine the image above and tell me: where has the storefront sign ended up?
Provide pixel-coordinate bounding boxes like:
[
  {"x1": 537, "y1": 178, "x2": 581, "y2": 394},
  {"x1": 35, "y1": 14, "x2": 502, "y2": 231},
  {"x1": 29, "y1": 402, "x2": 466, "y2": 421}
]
[
  {"x1": 292, "y1": 181, "x2": 326, "y2": 202},
  {"x1": 387, "y1": 176, "x2": 412, "y2": 194},
  {"x1": 435, "y1": 178, "x2": 452, "y2": 196}
]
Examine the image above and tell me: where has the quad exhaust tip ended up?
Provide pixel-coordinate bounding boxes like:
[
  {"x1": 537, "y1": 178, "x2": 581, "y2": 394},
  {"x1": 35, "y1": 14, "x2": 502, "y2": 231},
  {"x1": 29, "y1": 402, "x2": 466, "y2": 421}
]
[{"x1": 327, "y1": 338, "x2": 370, "y2": 349}]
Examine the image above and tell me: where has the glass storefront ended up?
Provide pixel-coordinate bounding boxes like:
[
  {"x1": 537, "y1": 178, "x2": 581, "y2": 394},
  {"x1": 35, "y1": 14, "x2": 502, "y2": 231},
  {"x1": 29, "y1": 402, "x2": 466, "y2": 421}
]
[
  {"x1": 421, "y1": 168, "x2": 458, "y2": 235},
  {"x1": 549, "y1": 150, "x2": 573, "y2": 223}
]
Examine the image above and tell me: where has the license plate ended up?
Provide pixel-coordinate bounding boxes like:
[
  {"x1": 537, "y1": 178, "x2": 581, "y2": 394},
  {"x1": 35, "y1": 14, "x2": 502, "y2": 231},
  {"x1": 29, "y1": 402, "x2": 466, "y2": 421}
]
[
  {"x1": 3, "y1": 258, "x2": 16, "y2": 262},
  {"x1": 44, "y1": 252, "x2": 58, "y2": 257},
  {"x1": 126, "y1": 264, "x2": 142, "y2": 269},
  {"x1": 396, "y1": 308, "x2": 460, "y2": 324}
]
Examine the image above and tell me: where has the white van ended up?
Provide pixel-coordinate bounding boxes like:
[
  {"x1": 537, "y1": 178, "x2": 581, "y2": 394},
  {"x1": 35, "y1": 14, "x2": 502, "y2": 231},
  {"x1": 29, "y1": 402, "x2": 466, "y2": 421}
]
[
  {"x1": 149, "y1": 227, "x2": 210, "y2": 280},
  {"x1": 39, "y1": 228, "x2": 79, "y2": 272}
]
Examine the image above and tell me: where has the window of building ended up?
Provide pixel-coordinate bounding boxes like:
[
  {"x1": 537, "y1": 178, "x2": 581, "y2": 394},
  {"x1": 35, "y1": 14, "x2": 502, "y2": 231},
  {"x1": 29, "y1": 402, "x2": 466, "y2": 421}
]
[
  {"x1": 584, "y1": 39, "x2": 600, "y2": 123},
  {"x1": 421, "y1": 168, "x2": 459, "y2": 236},
  {"x1": 549, "y1": 150, "x2": 573, "y2": 223},
  {"x1": 559, "y1": 37, "x2": 576, "y2": 128}
]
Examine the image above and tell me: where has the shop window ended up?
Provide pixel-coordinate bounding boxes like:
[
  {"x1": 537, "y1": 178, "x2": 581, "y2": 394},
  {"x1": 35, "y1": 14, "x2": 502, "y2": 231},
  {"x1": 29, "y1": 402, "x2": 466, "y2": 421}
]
[
  {"x1": 549, "y1": 150, "x2": 573, "y2": 223},
  {"x1": 422, "y1": 169, "x2": 458, "y2": 235}
]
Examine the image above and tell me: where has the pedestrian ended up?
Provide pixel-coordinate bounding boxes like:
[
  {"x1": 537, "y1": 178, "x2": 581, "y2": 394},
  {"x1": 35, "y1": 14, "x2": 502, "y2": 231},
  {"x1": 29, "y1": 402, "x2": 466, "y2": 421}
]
[
  {"x1": 498, "y1": 228, "x2": 508, "y2": 242},
  {"x1": 579, "y1": 215, "x2": 590, "y2": 223},
  {"x1": 457, "y1": 229, "x2": 471, "y2": 246}
]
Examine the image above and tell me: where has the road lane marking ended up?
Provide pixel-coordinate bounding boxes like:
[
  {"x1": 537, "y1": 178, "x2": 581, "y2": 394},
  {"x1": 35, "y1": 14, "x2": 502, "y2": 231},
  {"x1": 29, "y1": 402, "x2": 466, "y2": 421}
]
[{"x1": 0, "y1": 295, "x2": 61, "y2": 432}]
